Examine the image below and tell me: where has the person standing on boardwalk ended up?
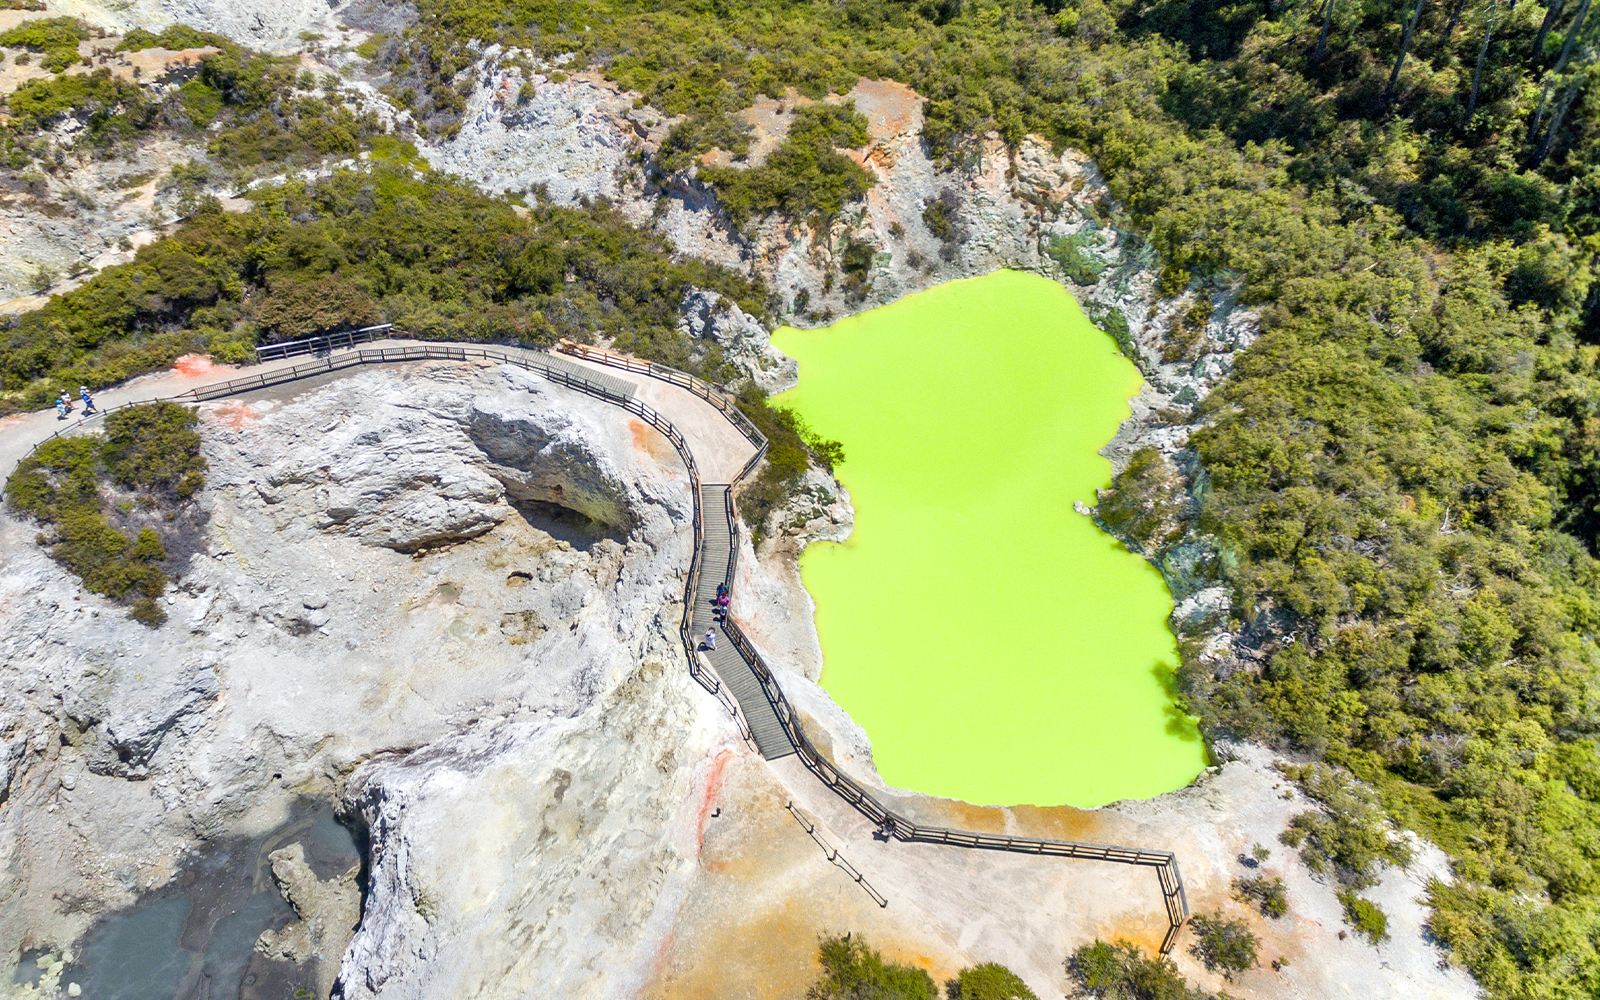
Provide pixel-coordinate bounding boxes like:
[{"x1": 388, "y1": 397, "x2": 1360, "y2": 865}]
[
  {"x1": 704, "y1": 628, "x2": 717, "y2": 651},
  {"x1": 79, "y1": 386, "x2": 95, "y2": 414},
  {"x1": 55, "y1": 399, "x2": 67, "y2": 420},
  {"x1": 59, "y1": 392, "x2": 73, "y2": 413}
]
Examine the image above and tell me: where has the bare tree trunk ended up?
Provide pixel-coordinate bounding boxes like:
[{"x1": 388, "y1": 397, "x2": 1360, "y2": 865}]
[
  {"x1": 1529, "y1": 80, "x2": 1553, "y2": 142},
  {"x1": 1314, "y1": 0, "x2": 1337, "y2": 62},
  {"x1": 1445, "y1": 0, "x2": 1467, "y2": 38},
  {"x1": 1466, "y1": 9, "x2": 1496, "y2": 119},
  {"x1": 1534, "y1": 0, "x2": 1567, "y2": 59},
  {"x1": 1385, "y1": 0, "x2": 1428, "y2": 105},
  {"x1": 1534, "y1": 75, "x2": 1584, "y2": 163},
  {"x1": 1553, "y1": 0, "x2": 1593, "y2": 74}
]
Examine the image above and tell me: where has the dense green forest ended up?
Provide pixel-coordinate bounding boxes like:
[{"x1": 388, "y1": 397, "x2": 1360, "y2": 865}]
[
  {"x1": 0, "y1": 167, "x2": 763, "y2": 410},
  {"x1": 370, "y1": 0, "x2": 1600, "y2": 995},
  {"x1": 8, "y1": 0, "x2": 1600, "y2": 991}
]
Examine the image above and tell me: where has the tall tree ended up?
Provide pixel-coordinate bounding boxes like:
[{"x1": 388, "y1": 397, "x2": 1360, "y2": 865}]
[
  {"x1": 1467, "y1": 0, "x2": 1499, "y2": 119},
  {"x1": 1384, "y1": 0, "x2": 1428, "y2": 105},
  {"x1": 1314, "y1": 0, "x2": 1337, "y2": 62},
  {"x1": 1553, "y1": 0, "x2": 1594, "y2": 74},
  {"x1": 1534, "y1": 0, "x2": 1569, "y2": 61},
  {"x1": 1532, "y1": 0, "x2": 1595, "y2": 141},
  {"x1": 1533, "y1": 69, "x2": 1586, "y2": 164}
]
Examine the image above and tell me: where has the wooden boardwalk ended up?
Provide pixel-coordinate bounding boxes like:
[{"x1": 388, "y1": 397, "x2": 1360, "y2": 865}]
[
  {"x1": 691, "y1": 483, "x2": 795, "y2": 759},
  {"x1": 7, "y1": 333, "x2": 1190, "y2": 954}
]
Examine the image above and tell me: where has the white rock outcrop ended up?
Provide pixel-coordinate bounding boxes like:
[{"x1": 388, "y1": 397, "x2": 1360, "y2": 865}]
[{"x1": 0, "y1": 361, "x2": 736, "y2": 997}]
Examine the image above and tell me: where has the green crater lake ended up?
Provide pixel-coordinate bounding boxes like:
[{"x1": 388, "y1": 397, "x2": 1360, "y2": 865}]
[{"x1": 773, "y1": 269, "x2": 1205, "y2": 807}]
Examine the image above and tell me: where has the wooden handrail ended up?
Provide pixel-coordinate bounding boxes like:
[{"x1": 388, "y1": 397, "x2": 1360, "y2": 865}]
[
  {"x1": 12, "y1": 335, "x2": 1191, "y2": 955},
  {"x1": 557, "y1": 340, "x2": 1192, "y2": 951}
]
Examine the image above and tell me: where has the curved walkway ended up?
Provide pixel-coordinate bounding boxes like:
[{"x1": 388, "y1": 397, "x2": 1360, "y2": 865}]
[{"x1": 2, "y1": 337, "x2": 1190, "y2": 954}]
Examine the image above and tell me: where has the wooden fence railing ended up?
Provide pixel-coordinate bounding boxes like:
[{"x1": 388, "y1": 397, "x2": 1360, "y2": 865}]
[
  {"x1": 557, "y1": 341, "x2": 1192, "y2": 954},
  {"x1": 14, "y1": 335, "x2": 1190, "y2": 956},
  {"x1": 254, "y1": 324, "x2": 393, "y2": 362}
]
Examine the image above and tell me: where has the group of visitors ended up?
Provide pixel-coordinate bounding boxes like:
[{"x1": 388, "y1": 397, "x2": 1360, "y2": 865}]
[
  {"x1": 53, "y1": 386, "x2": 96, "y2": 420},
  {"x1": 701, "y1": 582, "x2": 733, "y2": 651}
]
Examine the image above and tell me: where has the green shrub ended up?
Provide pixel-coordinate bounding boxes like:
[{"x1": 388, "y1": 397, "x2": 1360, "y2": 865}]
[
  {"x1": 0, "y1": 17, "x2": 88, "y2": 72},
  {"x1": 1337, "y1": 892, "x2": 1389, "y2": 945},
  {"x1": 1046, "y1": 232, "x2": 1106, "y2": 285},
  {"x1": 735, "y1": 383, "x2": 843, "y2": 541},
  {"x1": 1095, "y1": 447, "x2": 1188, "y2": 553},
  {"x1": 128, "y1": 596, "x2": 167, "y2": 626},
  {"x1": 946, "y1": 962, "x2": 1037, "y2": 1000},
  {"x1": 116, "y1": 25, "x2": 220, "y2": 52},
  {"x1": 1087, "y1": 306, "x2": 1133, "y2": 359},
  {"x1": 101, "y1": 401, "x2": 206, "y2": 498},
  {"x1": 658, "y1": 110, "x2": 752, "y2": 171},
  {"x1": 4, "y1": 402, "x2": 205, "y2": 625},
  {"x1": 1232, "y1": 874, "x2": 1289, "y2": 919},
  {"x1": 701, "y1": 104, "x2": 874, "y2": 229},
  {"x1": 1276, "y1": 766, "x2": 1412, "y2": 890},
  {"x1": 1187, "y1": 912, "x2": 1258, "y2": 978},
  {"x1": 1065, "y1": 939, "x2": 1224, "y2": 999},
  {"x1": 807, "y1": 934, "x2": 938, "y2": 1000},
  {"x1": 6, "y1": 70, "x2": 151, "y2": 137}
]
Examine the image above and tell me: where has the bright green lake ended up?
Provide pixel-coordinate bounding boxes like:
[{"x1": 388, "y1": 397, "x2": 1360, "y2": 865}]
[{"x1": 773, "y1": 270, "x2": 1205, "y2": 808}]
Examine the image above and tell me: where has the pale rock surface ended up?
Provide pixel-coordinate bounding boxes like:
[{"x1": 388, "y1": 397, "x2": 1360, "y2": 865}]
[
  {"x1": 422, "y1": 57, "x2": 653, "y2": 205},
  {"x1": 679, "y1": 288, "x2": 798, "y2": 394},
  {"x1": 255, "y1": 842, "x2": 361, "y2": 998},
  {"x1": 0, "y1": 362, "x2": 733, "y2": 998}
]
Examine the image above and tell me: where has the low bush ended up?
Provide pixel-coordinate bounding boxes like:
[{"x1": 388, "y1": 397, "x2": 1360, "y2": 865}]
[
  {"x1": 946, "y1": 962, "x2": 1037, "y2": 1000},
  {"x1": 1046, "y1": 232, "x2": 1106, "y2": 286},
  {"x1": 1188, "y1": 912, "x2": 1259, "y2": 978},
  {"x1": 1337, "y1": 892, "x2": 1390, "y2": 945},
  {"x1": 735, "y1": 383, "x2": 844, "y2": 541},
  {"x1": 4, "y1": 402, "x2": 205, "y2": 625},
  {"x1": 1066, "y1": 938, "x2": 1226, "y2": 999},
  {"x1": 701, "y1": 105, "x2": 874, "y2": 229},
  {"x1": 6, "y1": 70, "x2": 152, "y2": 138},
  {"x1": 807, "y1": 934, "x2": 938, "y2": 1000},
  {"x1": 1095, "y1": 447, "x2": 1189, "y2": 554},
  {"x1": 0, "y1": 16, "x2": 88, "y2": 72},
  {"x1": 1277, "y1": 765, "x2": 1413, "y2": 890},
  {"x1": 1232, "y1": 874, "x2": 1289, "y2": 919}
]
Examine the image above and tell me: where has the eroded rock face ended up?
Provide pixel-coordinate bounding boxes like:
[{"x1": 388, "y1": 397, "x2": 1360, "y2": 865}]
[
  {"x1": 421, "y1": 58, "x2": 652, "y2": 205},
  {"x1": 336, "y1": 660, "x2": 717, "y2": 999},
  {"x1": 680, "y1": 288, "x2": 799, "y2": 394},
  {"x1": 0, "y1": 361, "x2": 732, "y2": 997},
  {"x1": 222, "y1": 364, "x2": 679, "y2": 552}
]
